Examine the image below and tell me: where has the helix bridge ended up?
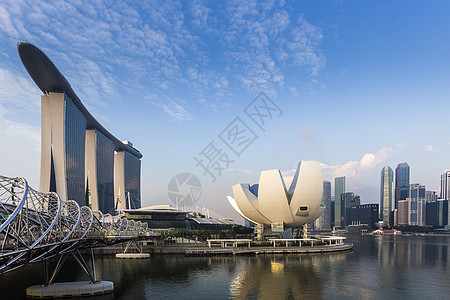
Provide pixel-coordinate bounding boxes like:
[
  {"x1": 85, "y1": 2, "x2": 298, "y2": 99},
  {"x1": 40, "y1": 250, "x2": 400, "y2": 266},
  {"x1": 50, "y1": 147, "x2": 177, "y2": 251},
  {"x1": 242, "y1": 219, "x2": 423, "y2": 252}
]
[{"x1": 0, "y1": 175, "x2": 154, "y2": 280}]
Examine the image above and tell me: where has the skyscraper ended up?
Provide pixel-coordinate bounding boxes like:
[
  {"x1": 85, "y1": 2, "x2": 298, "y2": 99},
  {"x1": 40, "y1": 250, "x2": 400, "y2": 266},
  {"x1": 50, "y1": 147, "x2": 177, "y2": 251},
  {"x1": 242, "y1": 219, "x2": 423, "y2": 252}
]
[
  {"x1": 395, "y1": 163, "x2": 410, "y2": 209},
  {"x1": 319, "y1": 181, "x2": 331, "y2": 230},
  {"x1": 380, "y1": 166, "x2": 394, "y2": 227},
  {"x1": 341, "y1": 192, "x2": 360, "y2": 226},
  {"x1": 440, "y1": 170, "x2": 450, "y2": 200},
  {"x1": 397, "y1": 199, "x2": 409, "y2": 225},
  {"x1": 425, "y1": 190, "x2": 438, "y2": 203},
  {"x1": 114, "y1": 143, "x2": 142, "y2": 210},
  {"x1": 408, "y1": 183, "x2": 426, "y2": 226},
  {"x1": 334, "y1": 177, "x2": 345, "y2": 228},
  {"x1": 85, "y1": 129, "x2": 115, "y2": 213},
  {"x1": 40, "y1": 92, "x2": 87, "y2": 206}
]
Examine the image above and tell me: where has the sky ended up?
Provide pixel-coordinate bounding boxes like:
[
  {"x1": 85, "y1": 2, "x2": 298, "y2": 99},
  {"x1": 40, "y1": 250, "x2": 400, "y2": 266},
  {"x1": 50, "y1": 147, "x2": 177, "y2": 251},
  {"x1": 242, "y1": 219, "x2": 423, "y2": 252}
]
[{"x1": 1, "y1": 0, "x2": 450, "y2": 222}]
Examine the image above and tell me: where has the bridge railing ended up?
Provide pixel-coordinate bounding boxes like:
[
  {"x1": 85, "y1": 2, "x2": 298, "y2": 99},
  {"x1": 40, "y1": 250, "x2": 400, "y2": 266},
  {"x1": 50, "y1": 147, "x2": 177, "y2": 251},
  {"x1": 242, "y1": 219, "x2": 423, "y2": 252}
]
[{"x1": 0, "y1": 175, "x2": 153, "y2": 274}]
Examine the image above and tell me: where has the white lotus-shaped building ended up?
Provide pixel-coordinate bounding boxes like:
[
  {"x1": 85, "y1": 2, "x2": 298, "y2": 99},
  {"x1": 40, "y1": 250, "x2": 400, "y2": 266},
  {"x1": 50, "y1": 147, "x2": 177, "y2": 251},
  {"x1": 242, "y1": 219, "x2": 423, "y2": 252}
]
[{"x1": 227, "y1": 161, "x2": 324, "y2": 228}]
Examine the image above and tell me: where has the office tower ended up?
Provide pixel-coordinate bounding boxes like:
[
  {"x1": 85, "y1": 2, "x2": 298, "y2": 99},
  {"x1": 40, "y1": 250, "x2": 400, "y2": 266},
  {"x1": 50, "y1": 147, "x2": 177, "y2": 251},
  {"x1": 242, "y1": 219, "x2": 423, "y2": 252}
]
[
  {"x1": 397, "y1": 199, "x2": 410, "y2": 225},
  {"x1": 426, "y1": 201, "x2": 438, "y2": 227},
  {"x1": 425, "y1": 190, "x2": 438, "y2": 203},
  {"x1": 114, "y1": 143, "x2": 142, "y2": 210},
  {"x1": 85, "y1": 129, "x2": 115, "y2": 213},
  {"x1": 426, "y1": 200, "x2": 447, "y2": 227},
  {"x1": 341, "y1": 192, "x2": 360, "y2": 227},
  {"x1": 348, "y1": 204, "x2": 379, "y2": 229},
  {"x1": 330, "y1": 199, "x2": 335, "y2": 228},
  {"x1": 408, "y1": 183, "x2": 426, "y2": 226},
  {"x1": 395, "y1": 163, "x2": 410, "y2": 209},
  {"x1": 334, "y1": 177, "x2": 345, "y2": 228},
  {"x1": 437, "y1": 200, "x2": 449, "y2": 227},
  {"x1": 321, "y1": 181, "x2": 332, "y2": 230},
  {"x1": 440, "y1": 170, "x2": 450, "y2": 200},
  {"x1": 380, "y1": 166, "x2": 394, "y2": 227}
]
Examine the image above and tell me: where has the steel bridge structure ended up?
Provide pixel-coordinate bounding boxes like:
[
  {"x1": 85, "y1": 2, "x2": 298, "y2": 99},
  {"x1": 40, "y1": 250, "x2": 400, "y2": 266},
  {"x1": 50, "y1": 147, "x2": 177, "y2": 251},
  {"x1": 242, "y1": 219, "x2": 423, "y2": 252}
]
[{"x1": 0, "y1": 175, "x2": 153, "y2": 283}]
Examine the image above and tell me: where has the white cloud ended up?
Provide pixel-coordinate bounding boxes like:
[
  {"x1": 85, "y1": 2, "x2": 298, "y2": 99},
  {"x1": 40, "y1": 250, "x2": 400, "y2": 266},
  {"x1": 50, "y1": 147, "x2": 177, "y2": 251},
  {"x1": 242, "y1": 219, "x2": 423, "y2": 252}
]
[
  {"x1": 0, "y1": 105, "x2": 40, "y2": 183},
  {"x1": 0, "y1": 5, "x2": 19, "y2": 38},
  {"x1": 0, "y1": 68, "x2": 41, "y2": 113},
  {"x1": 5, "y1": 119, "x2": 40, "y2": 150},
  {"x1": 424, "y1": 145, "x2": 433, "y2": 152},
  {"x1": 228, "y1": 168, "x2": 255, "y2": 175},
  {"x1": 320, "y1": 147, "x2": 394, "y2": 180}
]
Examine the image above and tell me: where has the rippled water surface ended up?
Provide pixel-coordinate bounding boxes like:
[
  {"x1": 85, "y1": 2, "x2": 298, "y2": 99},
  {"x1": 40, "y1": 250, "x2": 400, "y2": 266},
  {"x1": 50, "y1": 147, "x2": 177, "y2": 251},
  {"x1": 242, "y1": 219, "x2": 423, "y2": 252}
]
[{"x1": 2, "y1": 236, "x2": 449, "y2": 299}]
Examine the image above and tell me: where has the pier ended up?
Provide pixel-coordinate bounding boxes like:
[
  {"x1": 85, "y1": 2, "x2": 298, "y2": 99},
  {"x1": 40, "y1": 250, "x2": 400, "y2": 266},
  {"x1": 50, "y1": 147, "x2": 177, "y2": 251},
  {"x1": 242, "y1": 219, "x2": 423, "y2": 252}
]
[{"x1": 185, "y1": 243, "x2": 353, "y2": 256}]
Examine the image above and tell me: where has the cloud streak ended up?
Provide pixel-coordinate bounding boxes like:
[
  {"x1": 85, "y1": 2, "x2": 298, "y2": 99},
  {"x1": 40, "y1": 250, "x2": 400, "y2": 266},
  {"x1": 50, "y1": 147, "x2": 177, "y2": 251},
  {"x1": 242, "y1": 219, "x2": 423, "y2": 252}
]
[{"x1": 0, "y1": 0, "x2": 326, "y2": 121}]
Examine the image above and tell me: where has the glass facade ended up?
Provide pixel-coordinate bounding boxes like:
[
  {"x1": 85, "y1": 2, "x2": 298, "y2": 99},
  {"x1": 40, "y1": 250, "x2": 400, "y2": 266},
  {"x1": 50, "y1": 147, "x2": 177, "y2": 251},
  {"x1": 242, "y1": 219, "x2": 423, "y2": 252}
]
[
  {"x1": 64, "y1": 94, "x2": 87, "y2": 205},
  {"x1": 321, "y1": 181, "x2": 331, "y2": 230},
  {"x1": 380, "y1": 166, "x2": 394, "y2": 226},
  {"x1": 124, "y1": 151, "x2": 141, "y2": 209},
  {"x1": 349, "y1": 204, "x2": 379, "y2": 229},
  {"x1": 341, "y1": 192, "x2": 360, "y2": 226},
  {"x1": 438, "y1": 200, "x2": 448, "y2": 227},
  {"x1": 409, "y1": 183, "x2": 426, "y2": 225},
  {"x1": 334, "y1": 177, "x2": 345, "y2": 228},
  {"x1": 440, "y1": 170, "x2": 450, "y2": 200},
  {"x1": 95, "y1": 130, "x2": 115, "y2": 214},
  {"x1": 395, "y1": 163, "x2": 410, "y2": 209}
]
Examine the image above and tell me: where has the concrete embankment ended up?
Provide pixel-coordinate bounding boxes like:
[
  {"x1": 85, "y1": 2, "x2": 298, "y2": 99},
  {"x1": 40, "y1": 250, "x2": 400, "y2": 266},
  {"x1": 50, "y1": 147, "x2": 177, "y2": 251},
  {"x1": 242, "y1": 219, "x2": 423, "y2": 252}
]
[
  {"x1": 93, "y1": 243, "x2": 353, "y2": 256},
  {"x1": 93, "y1": 244, "x2": 206, "y2": 255},
  {"x1": 185, "y1": 243, "x2": 353, "y2": 256}
]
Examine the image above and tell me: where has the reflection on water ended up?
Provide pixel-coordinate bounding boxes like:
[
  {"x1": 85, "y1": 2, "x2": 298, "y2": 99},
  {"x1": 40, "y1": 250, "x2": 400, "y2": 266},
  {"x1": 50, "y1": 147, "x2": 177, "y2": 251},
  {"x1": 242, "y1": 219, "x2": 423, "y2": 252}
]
[{"x1": 0, "y1": 236, "x2": 449, "y2": 299}]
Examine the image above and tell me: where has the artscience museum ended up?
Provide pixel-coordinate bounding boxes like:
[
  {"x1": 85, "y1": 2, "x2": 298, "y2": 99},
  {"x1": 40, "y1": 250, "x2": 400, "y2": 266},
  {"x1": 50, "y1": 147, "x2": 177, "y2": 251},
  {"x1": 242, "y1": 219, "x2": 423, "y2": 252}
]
[{"x1": 227, "y1": 161, "x2": 325, "y2": 238}]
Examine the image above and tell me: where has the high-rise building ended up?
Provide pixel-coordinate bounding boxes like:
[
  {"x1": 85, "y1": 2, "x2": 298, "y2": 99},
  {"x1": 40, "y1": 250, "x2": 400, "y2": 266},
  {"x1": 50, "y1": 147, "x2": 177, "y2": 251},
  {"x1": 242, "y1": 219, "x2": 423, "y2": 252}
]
[
  {"x1": 341, "y1": 192, "x2": 360, "y2": 227},
  {"x1": 395, "y1": 163, "x2": 410, "y2": 209},
  {"x1": 320, "y1": 181, "x2": 332, "y2": 230},
  {"x1": 426, "y1": 201, "x2": 438, "y2": 227},
  {"x1": 348, "y1": 204, "x2": 379, "y2": 229},
  {"x1": 334, "y1": 177, "x2": 345, "y2": 228},
  {"x1": 40, "y1": 92, "x2": 87, "y2": 206},
  {"x1": 380, "y1": 166, "x2": 394, "y2": 227},
  {"x1": 114, "y1": 144, "x2": 142, "y2": 210},
  {"x1": 408, "y1": 183, "x2": 426, "y2": 226},
  {"x1": 426, "y1": 190, "x2": 438, "y2": 203},
  {"x1": 437, "y1": 200, "x2": 449, "y2": 227},
  {"x1": 426, "y1": 200, "x2": 447, "y2": 227},
  {"x1": 18, "y1": 42, "x2": 143, "y2": 213},
  {"x1": 397, "y1": 199, "x2": 409, "y2": 225},
  {"x1": 330, "y1": 199, "x2": 335, "y2": 228},
  {"x1": 440, "y1": 170, "x2": 450, "y2": 200},
  {"x1": 85, "y1": 129, "x2": 115, "y2": 213},
  {"x1": 443, "y1": 170, "x2": 450, "y2": 225}
]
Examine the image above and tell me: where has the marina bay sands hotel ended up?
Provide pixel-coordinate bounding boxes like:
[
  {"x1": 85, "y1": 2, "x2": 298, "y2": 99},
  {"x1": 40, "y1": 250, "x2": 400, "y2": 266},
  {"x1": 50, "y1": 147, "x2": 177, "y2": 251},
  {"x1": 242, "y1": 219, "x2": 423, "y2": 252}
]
[{"x1": 18, "y1": 42, "x2": 142, "y2": 213}]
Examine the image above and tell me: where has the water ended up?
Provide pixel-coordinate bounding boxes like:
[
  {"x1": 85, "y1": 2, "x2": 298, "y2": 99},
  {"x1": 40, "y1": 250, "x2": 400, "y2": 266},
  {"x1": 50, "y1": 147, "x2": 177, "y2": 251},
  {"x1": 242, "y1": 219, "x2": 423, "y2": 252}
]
[{"x1": 1, "y1": 236, "x2": 449, "y2": 299}]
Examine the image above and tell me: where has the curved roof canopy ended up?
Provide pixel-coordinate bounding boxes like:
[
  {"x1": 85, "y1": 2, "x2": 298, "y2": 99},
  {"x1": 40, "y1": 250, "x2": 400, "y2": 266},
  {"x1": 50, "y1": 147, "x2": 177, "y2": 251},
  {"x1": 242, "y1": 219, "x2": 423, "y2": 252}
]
[{"x1": 17, "y1": 41, "x2": 142, "y2": 159}]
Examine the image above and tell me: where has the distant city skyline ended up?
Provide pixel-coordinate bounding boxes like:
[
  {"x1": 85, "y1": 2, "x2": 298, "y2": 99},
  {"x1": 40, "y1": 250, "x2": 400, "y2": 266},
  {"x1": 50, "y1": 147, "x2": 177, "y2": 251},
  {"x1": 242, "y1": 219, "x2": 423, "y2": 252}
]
[{"x1": 1, "y1": 1, "x2": 450, "y2": 221}]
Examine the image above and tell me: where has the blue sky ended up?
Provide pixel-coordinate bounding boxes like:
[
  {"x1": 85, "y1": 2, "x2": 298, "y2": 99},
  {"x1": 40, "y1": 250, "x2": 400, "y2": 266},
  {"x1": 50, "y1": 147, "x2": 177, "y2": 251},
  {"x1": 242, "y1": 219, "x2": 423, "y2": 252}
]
[{"x1": 1, "y1": 0, "x2": 450, "y2": 221}]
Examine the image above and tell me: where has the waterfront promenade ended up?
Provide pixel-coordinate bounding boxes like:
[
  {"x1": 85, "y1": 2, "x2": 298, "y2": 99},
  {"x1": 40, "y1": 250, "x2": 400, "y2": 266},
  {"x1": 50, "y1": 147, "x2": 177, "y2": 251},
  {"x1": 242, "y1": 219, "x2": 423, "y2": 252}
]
[{"x1": 185, "y1": 243, "x2": 353, "y2": 255}]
